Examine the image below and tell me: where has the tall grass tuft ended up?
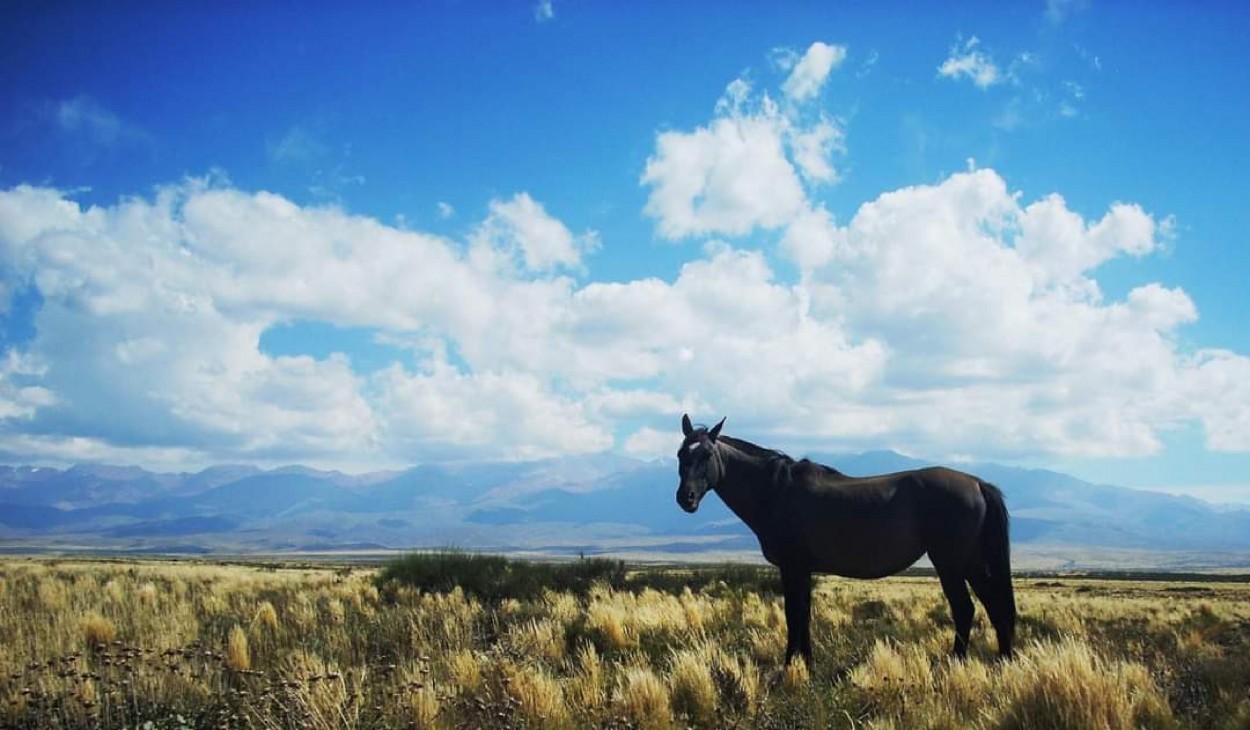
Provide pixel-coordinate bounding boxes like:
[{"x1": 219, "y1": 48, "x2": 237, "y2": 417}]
[
  {"x1": 254, "y1": 599, "x2": 279, "y2": 631},
  {"x1": 504, "y1": 661, "x2": 571, "y2": 728},
  {"x1": 81, "y1": 612, "x2": 116, "y2": 646},
  {"x1": 506, "y1": 617, "x2": 566, "y2": 663},
  {"x1": 669, "y1": 648, "x2": 718, "y2": 727},
  {"x1": 568, "y1": 642, "x2": 606, "y2": 711},
  {"x1": 407, "y1": 684, "x2": 441, "y2": 729},
  {"x1": 445, "y1": 649, "x2": 482, "y2": 697},
  {"x1": 994, "y1": 638, "x2": 1176, "y2": 730},
  {"x1": 226, "y1": 623, "x2": 251, "y2": 671},
  {"x1": 617, "y1": 666, "x2": 674, "y2": 730}
]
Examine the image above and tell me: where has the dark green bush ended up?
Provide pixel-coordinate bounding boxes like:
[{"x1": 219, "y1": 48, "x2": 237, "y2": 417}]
[
  {"x1": 374, "y1": 550, "x2": 781, "y2": 602},
  {"x1": 374, "y1": 550, "x2": 628, "y2": 602}
]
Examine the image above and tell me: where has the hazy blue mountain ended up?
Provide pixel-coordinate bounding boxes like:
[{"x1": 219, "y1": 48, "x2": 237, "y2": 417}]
[{"x1": 2, "y1": 452, "x2": 1249, "y2": 565}]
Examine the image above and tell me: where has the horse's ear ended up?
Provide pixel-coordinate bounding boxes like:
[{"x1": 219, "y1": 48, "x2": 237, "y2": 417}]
[
  {"x1": 681, "y1": 413, "x2": 694, "y2": 437},
  {"x1": 708, "y1": 417, "x2": 725, "y2": 441}
]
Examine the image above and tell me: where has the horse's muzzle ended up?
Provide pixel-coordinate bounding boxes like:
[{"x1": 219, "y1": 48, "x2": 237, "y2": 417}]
[{"x1": 677, "y1": 486, "x2": 702, "y2": 513}]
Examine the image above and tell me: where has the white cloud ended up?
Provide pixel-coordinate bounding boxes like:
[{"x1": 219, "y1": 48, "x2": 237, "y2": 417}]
[
  {"x1": 789, "y1": 118, "x2": 844, "y2": 183},
  {"x1": 0, "y1": 183, "x2": 611, "y2": 467},
  {"x1": 437, "y1": 201, "x2": 455, "y2": 219},
  {"x1": 623, "y1": 427, "x2": 676, "y2": 460},
  {"x1": 0, "y1": 433, "x2": 214, "y2": 473},
  {"x1": 534, "y1": 0, "x2": 554, "y2": 22},
  {"x1": 789, "y1": 167, "x2": 1235, "y2": 458},
  {"x1": 1186, "y1": 350, "x2": 1250, "y2": 452},
  {"x1": 0, "y1": 176, "x2": 896, "y2": 467},
  {"x1": 938, "y1": 37, "x2": 1002, "y2": 89},
  {"x1": 1015, "y1": 194, "x2": 1162, "y2": 288},
  {"x1": 780, "y1": 204, "x2": 844, "y2": 272},
  {"x1": 0, "y1": 351, "x2": 55, "y2": 420},
  {"x1": 642, "y1": 109, "x2": 806, "y2": 239},
  {"x1": 475, "y1": 193, "x2": 595, "y2": 272},
  {"x1": 375, "y1": 358, "x2": 610, "y2": 462},
  {"x1": 641, "y1": 65, "x2": 845, "y2": 240},
  {"x1": 0, "y1": 163, "x2": 1247, "y2": 469},
  {"x1": 782, "y1": 42, "x2": 846, "y2": 102}
]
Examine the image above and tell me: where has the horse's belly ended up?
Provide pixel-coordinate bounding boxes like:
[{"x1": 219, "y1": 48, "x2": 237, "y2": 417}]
[
  {"x1": 798, "y1": 516, "x2": 927, "y2": 579},
  {"x1": 812, "y1": 546, "x2": 926, "y2": 579}
]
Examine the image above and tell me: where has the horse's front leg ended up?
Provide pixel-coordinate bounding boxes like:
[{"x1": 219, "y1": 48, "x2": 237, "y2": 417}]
[{"x1": 780, "y1": 565, "x2": 813, "y2": 667}]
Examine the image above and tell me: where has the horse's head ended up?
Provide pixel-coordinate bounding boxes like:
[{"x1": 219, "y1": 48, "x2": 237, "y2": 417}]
[{"x1": 676, "y1": 413, "x2": 725, "y2": 513}]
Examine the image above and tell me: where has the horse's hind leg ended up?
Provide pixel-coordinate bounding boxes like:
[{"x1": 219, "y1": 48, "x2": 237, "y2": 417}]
[
  {"x1": 968, "y1": 569, "x2": 1015, "y2": 659},
  {"x1": 936, "y1": 569, "x2": 975, "y2": 659}
]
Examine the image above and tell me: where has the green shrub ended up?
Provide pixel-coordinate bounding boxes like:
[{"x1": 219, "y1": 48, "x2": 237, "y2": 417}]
[
  {"x1": 375, "y1": 551, "x2": 781, "y2": 603},
  {"x1": 375, "y1": 550, "x2": 628, "y2": 602}
]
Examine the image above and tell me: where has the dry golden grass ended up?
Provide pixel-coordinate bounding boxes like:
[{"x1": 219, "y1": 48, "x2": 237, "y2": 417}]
[
  {"x1": 993, "y1": 638, "x2": 1176, "y2": 730},
  {"x1": 252, "y1": 599, "x2": 279, "y2": 632},
  {"x1": 1, "y1": 559, "x2": 1248, "y2": 729},
  {"x1": 615, "y1": 666, "x2": 673, "y2": 730},
  {"x1": 504, "y1": 660, "x2": 572, "y2": 728},
  {"x1": 668, "y1": 647, "x2": 717, "y2": 726},
  {"x1": 81, "y1": 612, "x2": 116, "y2": 646},
  {"x1": 225, "y1": 624, "x2": 250, "y2": 671}
]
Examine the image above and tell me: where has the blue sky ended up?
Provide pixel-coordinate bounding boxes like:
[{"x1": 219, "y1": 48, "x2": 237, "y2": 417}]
[{"x1": 1, "y1": 2, "x2": 1248, "y2": 502}]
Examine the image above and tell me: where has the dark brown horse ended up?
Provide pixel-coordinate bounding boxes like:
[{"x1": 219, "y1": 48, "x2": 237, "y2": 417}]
[{"x1": 676, "y1": 415, "x2": 1015, "y2": 665}]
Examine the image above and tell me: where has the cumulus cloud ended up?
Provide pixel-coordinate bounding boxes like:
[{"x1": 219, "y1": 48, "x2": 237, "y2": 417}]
[
  {"x1": 791, "y1": 167, "x2": 1229, "y2": 458},
  {"x1": 0, "y1": 351, "x2": 54, "y2": 420},
  {"x1": 1186, "y1": 351, "x2": 1250, "y2": 452},
  {"x1": 375, "y1": 358, "x2": 610, "y2": 462},
  {"x1": 475, "y1": 193, "x2": 596, "y2": 272},
  {"x1": 623, "y1": 426, "x2": 676, "y2": 460},
  {"x1": 789, "y1": 119, "x2": 845, "y2": 183},
  {"x1": 0, "y1": 163, "x2": 1246, "y2": 468},
  {"x1": 641, "y1": 49, "x2": 847, "y2": 240},
  {"x1": 641, "y1": 105, "x2": 807, "y2": 239},
  {"x1": 780, "y1": 204, "x2": 843, "y2": 272},
  {"x1": 938, "y1": 37, "x2": 1002, "y2": 89},
  {"x1": 0, "y1": 174, "x2": 900, "y2": 467},
  {"x1": 782, "y1": 42, "x2": 847, "y2": 101},
  {"x1": 0, "y1": 183, "x2": 608, "y2": 467}
]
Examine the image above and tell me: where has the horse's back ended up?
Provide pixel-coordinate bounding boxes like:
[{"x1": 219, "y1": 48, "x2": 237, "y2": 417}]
[{"x1": 779, "y1": 465, "x2": 988, "y2": 577}]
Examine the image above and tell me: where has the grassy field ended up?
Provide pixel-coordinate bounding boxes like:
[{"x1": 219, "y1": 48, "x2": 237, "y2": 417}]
[{"x1": 1, "y1": 557, "x2": 1248, "y2": 729}]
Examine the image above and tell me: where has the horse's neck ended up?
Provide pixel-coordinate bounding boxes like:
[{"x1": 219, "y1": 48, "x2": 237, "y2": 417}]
[{"x1": 712, "y1": 442, "x2": 774, "y2": 535}]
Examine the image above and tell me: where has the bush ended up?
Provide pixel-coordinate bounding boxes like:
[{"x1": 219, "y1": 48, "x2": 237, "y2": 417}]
[
  {"x1": 374, "y1": 550, "x2": 628, "y2": 602},
  {"x1": 374, "y1": 551, "x2": 781, "y2": 603}
]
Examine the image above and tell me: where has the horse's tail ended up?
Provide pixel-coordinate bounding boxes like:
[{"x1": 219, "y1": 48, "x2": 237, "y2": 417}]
[
  {"x1": 978, "y1": 481, "x2": 1016, "y2": 656},
  {"x1": 978, "y1": 481, "x2": 1011, "y2": 578}
]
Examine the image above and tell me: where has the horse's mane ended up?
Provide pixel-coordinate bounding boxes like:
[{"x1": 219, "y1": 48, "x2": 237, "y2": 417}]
[
  {"x1": 717, "y1": 434, "x2": 846, "y2": 486},
  {"x1": 717, "y1": 434, "x2": 788, "y2": 461}
]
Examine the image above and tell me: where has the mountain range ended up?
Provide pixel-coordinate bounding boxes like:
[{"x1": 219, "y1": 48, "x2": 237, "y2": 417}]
[{"x1": 2, "y1": 451, "x2": 1249, "y2": 569}]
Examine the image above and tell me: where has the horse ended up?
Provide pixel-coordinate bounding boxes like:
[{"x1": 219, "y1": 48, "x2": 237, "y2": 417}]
[{"x1": 675, "y1": 414, "x2": 1015, "y2": 666}]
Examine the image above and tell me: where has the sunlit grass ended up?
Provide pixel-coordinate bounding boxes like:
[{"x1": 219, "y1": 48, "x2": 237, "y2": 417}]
[{"x1": 0, "y1": 558, "x2": 1247, "y2": 728}]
